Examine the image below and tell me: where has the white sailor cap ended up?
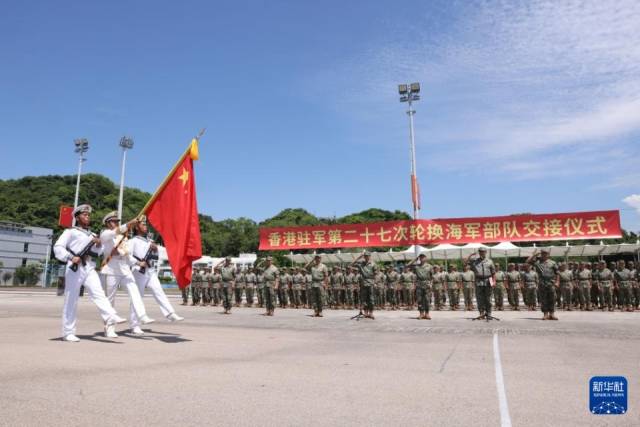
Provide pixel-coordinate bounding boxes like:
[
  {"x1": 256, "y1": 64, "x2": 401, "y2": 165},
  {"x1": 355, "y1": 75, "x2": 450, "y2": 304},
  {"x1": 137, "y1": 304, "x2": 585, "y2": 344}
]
[
  {"x1": 102, "y1": 211, "x2": 119, "y2": 224},
  {"x1": 73, "y1": 204, "x2": 92, "y2": 216}
]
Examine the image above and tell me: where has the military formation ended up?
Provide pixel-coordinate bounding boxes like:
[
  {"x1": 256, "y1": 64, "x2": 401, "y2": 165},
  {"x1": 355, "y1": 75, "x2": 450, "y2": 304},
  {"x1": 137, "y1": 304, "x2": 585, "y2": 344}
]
[
  {"x1": 182, "y1": 248, "x2": 640, "y2": 320},
  {"x1": 53, "y1": 203, "x2": 638, "y2": 343}
]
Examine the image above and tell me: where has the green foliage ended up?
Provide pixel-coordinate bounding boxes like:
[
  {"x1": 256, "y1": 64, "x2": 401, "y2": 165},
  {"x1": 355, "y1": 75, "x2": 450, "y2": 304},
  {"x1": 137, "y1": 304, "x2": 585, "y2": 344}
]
[
  {"x1": 9, "y1": 173, "x2": 635, "y2": 264},
  {"x1": 339, "y1": 208, "x2": 411, "y2": 224},
  {"x1": 2, "y1": 272, "x2": 12, "y2": 285},
  {"x1": 259, "y1": 208, "x2": 323, "y2": 227},
  {"x1": 13, "y1": 264, "x2": 42, "y2": 285},
  {"x1": 0, "y1": 174, "x2": 418, "y2": 259},
  {"x1": 0, "y1": 174, "x2": 153, "y2": 235}
]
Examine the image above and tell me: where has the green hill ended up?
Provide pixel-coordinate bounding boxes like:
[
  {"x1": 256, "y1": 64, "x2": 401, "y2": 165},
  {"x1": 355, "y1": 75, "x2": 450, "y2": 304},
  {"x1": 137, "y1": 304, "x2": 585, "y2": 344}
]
[{"x1": 0, "y1": 174, "x2": 411, "y2": 257}]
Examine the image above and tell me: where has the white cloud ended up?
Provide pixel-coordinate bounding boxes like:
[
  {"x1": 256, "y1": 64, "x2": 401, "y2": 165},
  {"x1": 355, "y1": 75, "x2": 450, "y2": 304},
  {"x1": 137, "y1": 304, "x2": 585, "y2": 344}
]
[
  {"x1": 313, "y1": 0, "x2": 640, "y2": 181},
  {"x1": 623, "y1": 194, "x2": 640, "y2": 215}
]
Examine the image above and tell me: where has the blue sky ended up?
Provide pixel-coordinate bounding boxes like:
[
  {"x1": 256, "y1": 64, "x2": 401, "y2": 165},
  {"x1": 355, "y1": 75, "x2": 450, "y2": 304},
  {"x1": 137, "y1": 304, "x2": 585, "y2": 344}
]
[{"x1": 1, "y1": 0, "x2": 639, "y2": 232}]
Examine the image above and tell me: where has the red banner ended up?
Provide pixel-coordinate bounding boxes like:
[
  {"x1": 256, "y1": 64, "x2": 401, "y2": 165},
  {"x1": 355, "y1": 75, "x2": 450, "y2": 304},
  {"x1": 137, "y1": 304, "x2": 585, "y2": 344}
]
[{"x1": 259, "y1": 210, "x2": 621, "y2": 250}]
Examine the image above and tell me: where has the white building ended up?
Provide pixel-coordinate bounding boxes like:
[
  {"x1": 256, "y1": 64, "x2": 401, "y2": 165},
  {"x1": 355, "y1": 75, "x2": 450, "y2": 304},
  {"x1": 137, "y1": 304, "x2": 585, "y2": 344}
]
[{"x1": 0, "y1": 221, "x2": 53, "y2": 285}]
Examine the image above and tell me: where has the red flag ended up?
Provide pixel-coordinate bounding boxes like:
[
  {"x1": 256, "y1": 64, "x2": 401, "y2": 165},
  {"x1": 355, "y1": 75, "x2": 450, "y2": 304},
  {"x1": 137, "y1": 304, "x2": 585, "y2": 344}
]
[
  {"x1": 58, "y1": 205, "x2": 73, "y2": 228},
  {"x1": 411, "y1": 174, "x2": 421, "y2": 211},
  {"x1": 145, "y1": 141, "x2": 202, "y2": 288}
]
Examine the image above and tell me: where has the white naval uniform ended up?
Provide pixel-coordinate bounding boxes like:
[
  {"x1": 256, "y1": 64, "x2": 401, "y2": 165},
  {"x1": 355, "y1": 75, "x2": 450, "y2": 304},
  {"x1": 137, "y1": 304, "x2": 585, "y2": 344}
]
[
  {"x1": 54, "y1": 227, "x2": 119, "y2": 336},
  {"x1": 100, "y1": 225, "x2": 148, "y2": 325},
  {"x1": 128, "y1": 235, "x2": 177, "y2": 326}
]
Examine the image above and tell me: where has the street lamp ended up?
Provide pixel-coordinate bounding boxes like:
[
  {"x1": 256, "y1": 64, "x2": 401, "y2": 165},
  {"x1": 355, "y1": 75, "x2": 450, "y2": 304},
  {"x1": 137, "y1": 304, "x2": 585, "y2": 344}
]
[
  {"x1": 117, "y1": 136, "x2": 134, "y2": 220},
  {"x1": 72, "y1": 138, "x2": 89, "y2": 226},
  {"x1": 398, "y1": 82, "x2": 421, "y2": 220},
  {"x1": 399, "y1": 82, "x2": 421, "y2": 256}
]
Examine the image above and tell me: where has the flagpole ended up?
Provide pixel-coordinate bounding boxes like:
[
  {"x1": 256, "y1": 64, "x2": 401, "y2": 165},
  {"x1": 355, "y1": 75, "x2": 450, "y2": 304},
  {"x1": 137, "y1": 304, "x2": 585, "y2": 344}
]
[
  {"x1": 100, "y1": 130, "x2": 205, "y2": 271},
  {"x1": 138, "y1": 129, "x2": 206, "y2": 217}
]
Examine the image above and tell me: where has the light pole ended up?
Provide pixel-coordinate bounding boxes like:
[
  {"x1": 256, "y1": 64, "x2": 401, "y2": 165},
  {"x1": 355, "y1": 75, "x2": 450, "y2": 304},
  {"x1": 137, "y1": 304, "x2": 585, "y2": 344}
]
[
  {"x1": 42, "y1": 234, "x2": 52, "y2": 288},
  {"x1": 399, "y1": 83, "x2": 422, "y2": 256},
  {"x1": 72, "y1": 138, "x2": 89, "y2": 226},
  {"x1": 117, "y1": 136, "x2": 134, "y2": 220}
]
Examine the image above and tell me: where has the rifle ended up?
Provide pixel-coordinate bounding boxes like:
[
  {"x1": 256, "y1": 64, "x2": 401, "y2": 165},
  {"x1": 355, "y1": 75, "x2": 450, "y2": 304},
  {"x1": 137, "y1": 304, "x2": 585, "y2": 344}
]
[
  {"x1": 134, "y1": 243, "x2": 158, "y2": 274},
  {"x1": 69, "y1": 239, "x2": 97, "y2": 272}
]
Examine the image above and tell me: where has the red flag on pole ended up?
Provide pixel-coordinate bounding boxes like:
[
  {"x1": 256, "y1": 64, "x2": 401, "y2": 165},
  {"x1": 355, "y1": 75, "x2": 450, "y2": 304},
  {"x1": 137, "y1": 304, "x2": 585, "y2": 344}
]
[
  {"x1": 144, "y1": 140, "x2": 202, "y2": 288},
  {"x1": 58, "y1": 205, "x2": 73, "y2": 228},
  {"x1": 411, "y1": 174, "x2": 421, "y2": 211}
]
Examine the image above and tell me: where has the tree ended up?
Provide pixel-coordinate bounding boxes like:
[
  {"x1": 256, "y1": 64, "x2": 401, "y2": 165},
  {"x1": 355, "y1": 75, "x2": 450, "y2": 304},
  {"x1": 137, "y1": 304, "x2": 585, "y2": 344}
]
[
  {"x1": 2, "y1": 272, "x2": 11, "y2": 285},
  {"x1": 13, "y1": 263, "x2": 42, "y2": 286},
  {"x1": 339, "y1": 208, "x2": 411, "y2": 224}
]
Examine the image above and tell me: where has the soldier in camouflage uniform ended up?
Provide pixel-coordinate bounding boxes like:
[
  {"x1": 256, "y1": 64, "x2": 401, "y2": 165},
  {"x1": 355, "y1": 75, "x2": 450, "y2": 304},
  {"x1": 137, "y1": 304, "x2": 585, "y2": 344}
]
[
  {"x1": 303, "y1": 269, "x2": 312, "y2": 308},
  {"x1": 344, "y1": 267, "x2": 357, "y2": 309},
  {"x1": 461, "y1": 264, "x2": 475, "y2": 311},
  {"x1": 210, "y1": 266, "x2": 222, "y2": 306},
  {"x1": 305, "y1": 255, "x2": 328, "y2": 317},
  {"x1": 190, "y1": 270, "x2": 203, "y2": 306},
  {"x1": 521, "y1": 263, "x2": 538, "y2": 310},
  {"x1": 291, "y1": 267, "x2": 305, "y2": 308},
  {"x1": 262, "y1": 257, "x2": 279, "y2": 316},
  {"x1": 445, "y1": 265, "x2": 461, "y2": 310},
  {"x1": 351, "y1": 252, "x2": 378, "y2": 319},
  {"x1": 467, "y1": 248, "x2": 496, "y2": 319},
  {"x1": 506, "y1": 263, "x2": 521, "y2": 311},
  {"x1": 244, "y1": 267, "x2": 257, "y2": 307},
  {"x1": 576, "y1": 262, "x2": 592, "y2": 311},
  {"x1": 181, "y1": 282, "x2": 190, "y2": 306},
  {"x1": 329, "y1": 266, "x2": 344, "y2": 309},
  {"x1": 596, "y1": 261, "x2": 614, "y2": 311},
  {"x1": 493, "y1": 262, "x2": 506, "y2": 311},
  {"x1": 609, "y1": 261, "x2": 620, "y2": 309},
  {"x1": 374, "y1": 269, "x2": 386, "y2": 309},
  {"x1": 201, "y1": 269, "x2": 212, "y2": 306},
  {"x1": 408, "y1": 254, "x2": 433, "y2": 320},
  {"x1": 279, "y1": 268, "x2": 291, "y2": 308},
  {"x1": 571, "y1": 262, "x2": 580, "y2": 308},
  {"x1": 234, "y1": 267, "x2": 245, "y2": 307},
  {"x1": 558, "y1": 263, "x2": 574, "y2": 311},
  {"x1": 614, "y1": 260, "x2": 634, "y2": 312},
  {"x1": 386, "y1": 265, "x2": 400, "y2": 310},
  {"x1": 431, "y1": 265, "x2": 445, "y2": 311},
  {"x1": 399, "y1": 266, "x2": 414, "y2": 308},
  {"x1": 527, "y1": 249, "x2": 559, "y2": 320},
  {"x1": 220, "y1": 257, "x2": 236, "y2": 314},
  {"x1": 629, "y1": 261, "x2": 639, "y2": 310},
  {"x1": 256, "y1": 268, "x2": 265, "y2": 308},
  {"x1": 353, "y1": 267, "x2": 362, "y2": 308},
  {"x1": 590, "y1": 262, "x2": 600, "y2": 309}
]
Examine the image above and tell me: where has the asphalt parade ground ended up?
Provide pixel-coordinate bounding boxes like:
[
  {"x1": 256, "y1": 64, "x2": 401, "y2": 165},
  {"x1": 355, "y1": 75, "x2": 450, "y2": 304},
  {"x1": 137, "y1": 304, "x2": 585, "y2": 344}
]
[{"x1": 0, "y1": 289, "x2": 638, "y2": 427}]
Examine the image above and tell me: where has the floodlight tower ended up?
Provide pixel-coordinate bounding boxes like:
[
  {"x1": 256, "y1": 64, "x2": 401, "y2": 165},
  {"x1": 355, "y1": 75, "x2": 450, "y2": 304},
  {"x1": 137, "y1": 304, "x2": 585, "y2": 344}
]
[
  {"x1": 117, "y1": 136, "x2": 134, "y2": 220},
  {"x1": 398, "y1": 83, "x2": 421, "y2": 221},
  {"x1": 72, "y1": 138, "x2": 89, "y2": 226},
  {"x1": 399, "y1": 83, "x2": 422, "y2": 257}
]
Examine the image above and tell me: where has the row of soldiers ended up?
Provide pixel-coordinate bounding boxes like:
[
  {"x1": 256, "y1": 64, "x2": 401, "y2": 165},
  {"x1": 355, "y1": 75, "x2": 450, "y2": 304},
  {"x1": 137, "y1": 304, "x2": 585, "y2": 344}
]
[
  {"x1": 501, "y1": 259, "x2": 640, "y2": 312},
  {"x1": 182, "y1": 257, "x2": 639, "y2": 313}
]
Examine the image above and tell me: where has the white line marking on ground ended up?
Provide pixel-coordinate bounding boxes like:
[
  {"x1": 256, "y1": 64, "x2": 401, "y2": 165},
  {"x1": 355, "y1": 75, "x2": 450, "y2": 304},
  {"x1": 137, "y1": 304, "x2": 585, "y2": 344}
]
[{"x1": 493, "y1": 332, "x2": 512, "y2": 427}]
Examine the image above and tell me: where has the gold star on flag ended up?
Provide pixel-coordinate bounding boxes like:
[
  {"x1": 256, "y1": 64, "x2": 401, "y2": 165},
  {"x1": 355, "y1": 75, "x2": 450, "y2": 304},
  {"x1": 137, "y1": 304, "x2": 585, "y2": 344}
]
[{"x1": 178, "y1": 167, "x2": 189, "y2": 186}]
